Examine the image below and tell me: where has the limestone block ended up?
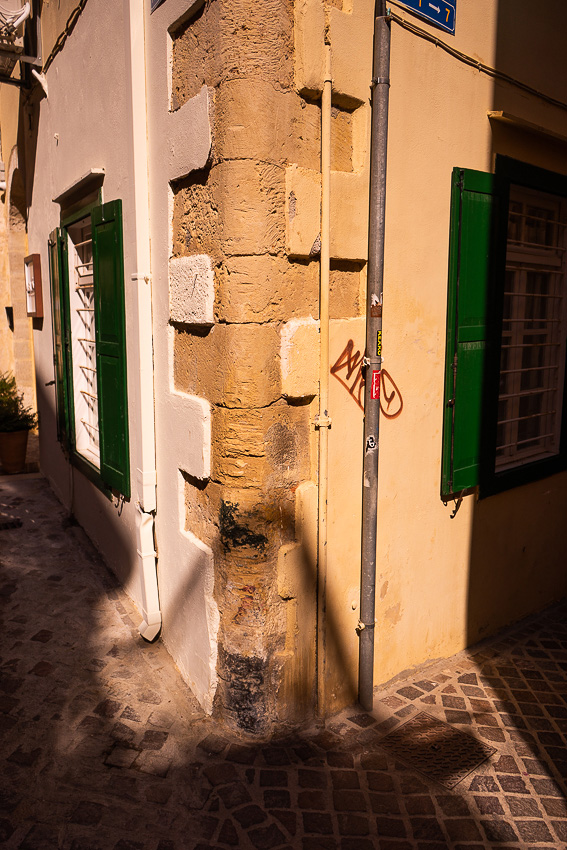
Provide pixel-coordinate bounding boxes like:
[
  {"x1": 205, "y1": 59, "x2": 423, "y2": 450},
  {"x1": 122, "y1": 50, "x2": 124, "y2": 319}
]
[
  {"x1": 281, "y1": 317, "x2": 319, "y2": 399},
  {"x1": 286, "y1": 165, "x2": 321, "y2": 259},
  {"x1": 330, "y1": 171, "x2": 369, "y2": 262},
  {"x1": 217, "y1": 160, "x2": 285, "y2": 256},
  {"x1": 174, "y1": 323, "x2": 281, "y2": 408},
  {"x1": 218, "y1": 255, "x2": 319, "y2": 324},
  {"x1": 222, "y1": 323, "x2": 281, "y2": 408},
  {"x1": 168, "y1": 255, "x2": 214, "y2": 326},
  {"x1": 293, "y1": 0, "x2": 374, "y2": 105},
  {"x1": 329, "y1": 0, "x2": 375, "y2": 106},
  {"x1": 168, "y1": 86, "x2": 212, "y2": 183},
  {"x1": 286, "y1": 166, "x2": 369, "y2": 262},
  {"x1": 215, "y1": 79, "x2": 320, "y2": 172},
  {"x1": 277, "y1": 481, "x2": 317, "y2": 599},
  {"x1": 157, "y1": 388, "x2": 211, "y2": 480},
  {"x1": 213, "y1": 401, "x2": 311, "y2": 488},
  {"x1": 294, "y1": 0, "x2": 325, "y2": 96}
]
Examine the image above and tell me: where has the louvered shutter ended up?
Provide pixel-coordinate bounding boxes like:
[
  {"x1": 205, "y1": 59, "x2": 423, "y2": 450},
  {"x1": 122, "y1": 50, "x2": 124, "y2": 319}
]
[
  {"x1": 441, "y1": 168, "x2": 500, "y2": 497},
  {"x1": 92, "y1": 200, "x2": 130, "y2": 497}
]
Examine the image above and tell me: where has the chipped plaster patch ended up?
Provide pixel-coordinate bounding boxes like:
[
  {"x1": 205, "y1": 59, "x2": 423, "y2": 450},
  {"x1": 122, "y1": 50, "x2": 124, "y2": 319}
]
[
  {"x1": 169, "y1": 254, "x2": 214, "y2": 326},
  {"x1": 281, "y1": 316, "x2": 319, "y2": 399}
]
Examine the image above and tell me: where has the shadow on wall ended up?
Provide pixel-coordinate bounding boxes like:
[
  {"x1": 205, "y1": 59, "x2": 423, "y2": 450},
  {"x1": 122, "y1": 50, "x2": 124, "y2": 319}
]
[{"x1": 466, "y1": 0, "x2": 567, "y2": 651}]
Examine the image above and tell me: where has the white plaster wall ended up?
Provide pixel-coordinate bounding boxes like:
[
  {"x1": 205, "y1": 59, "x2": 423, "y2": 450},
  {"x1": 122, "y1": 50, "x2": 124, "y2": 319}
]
[
  {"x1": 147, "y1": 0, "x2": 219, "y2": 711},
  {"x1": 26, "y1": 0, "x2": 146, "y2": 608}
]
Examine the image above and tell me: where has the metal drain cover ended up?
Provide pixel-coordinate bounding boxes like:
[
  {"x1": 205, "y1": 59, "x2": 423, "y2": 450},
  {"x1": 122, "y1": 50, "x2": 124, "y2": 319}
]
[{"x1": 379, "y1": 711, "x2": 496, "y2": 789}]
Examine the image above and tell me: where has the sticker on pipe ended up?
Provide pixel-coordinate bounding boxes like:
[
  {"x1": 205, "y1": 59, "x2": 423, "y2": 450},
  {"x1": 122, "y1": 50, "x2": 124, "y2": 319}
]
[{"x1": 371, "y1": 370, "x2": 381, "y2": 400}]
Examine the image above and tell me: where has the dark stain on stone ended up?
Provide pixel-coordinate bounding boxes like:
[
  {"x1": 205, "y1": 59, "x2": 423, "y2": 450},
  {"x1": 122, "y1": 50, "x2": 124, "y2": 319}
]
[
  {"x1": 218, "y1": 645, "x2": 267, "y2": 734},
  {"x1": 219, "y1": 502, "x2": 268, "y2": 553}
]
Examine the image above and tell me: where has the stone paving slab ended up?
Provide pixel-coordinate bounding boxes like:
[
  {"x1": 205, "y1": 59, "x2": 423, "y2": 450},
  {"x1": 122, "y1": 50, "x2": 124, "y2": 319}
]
[{"x1": 2, "y1": 477, "x2": 567, "y2": 849}]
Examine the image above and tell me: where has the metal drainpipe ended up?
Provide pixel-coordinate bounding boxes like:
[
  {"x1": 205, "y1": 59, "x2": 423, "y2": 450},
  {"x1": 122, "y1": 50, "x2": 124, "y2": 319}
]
[
  {"x1": 317, "y1": 43, "x2": 332, "y2": 720},
  {"x1": 358, "y1": 0, "x2": 390, "y2": 712}
]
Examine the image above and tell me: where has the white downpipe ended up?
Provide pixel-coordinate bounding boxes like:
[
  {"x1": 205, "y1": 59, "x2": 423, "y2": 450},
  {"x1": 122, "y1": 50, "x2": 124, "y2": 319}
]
[{"x1": 126, "y1": 0, "x2": 161, "y2": 641}]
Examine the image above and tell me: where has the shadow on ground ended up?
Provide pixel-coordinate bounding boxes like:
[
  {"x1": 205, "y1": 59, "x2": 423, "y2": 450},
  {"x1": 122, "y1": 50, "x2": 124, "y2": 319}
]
[{"x1": 2, "y1": 478, "x2": 567, "y2": 848}]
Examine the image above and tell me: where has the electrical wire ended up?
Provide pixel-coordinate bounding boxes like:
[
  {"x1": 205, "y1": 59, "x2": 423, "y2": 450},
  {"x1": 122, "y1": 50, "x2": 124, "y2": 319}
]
[{"x1": 386, "y1": 7, "x2": 567, "y2": 114}]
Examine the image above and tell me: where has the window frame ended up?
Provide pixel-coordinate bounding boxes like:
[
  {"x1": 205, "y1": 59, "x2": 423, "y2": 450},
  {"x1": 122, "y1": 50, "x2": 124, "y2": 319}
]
[
  {"x1": 441, "y1": 157, "x2": 567, "y2": 501},
  {"x1": 49, "y1": 198, "x2": 130, "y2": 499}
]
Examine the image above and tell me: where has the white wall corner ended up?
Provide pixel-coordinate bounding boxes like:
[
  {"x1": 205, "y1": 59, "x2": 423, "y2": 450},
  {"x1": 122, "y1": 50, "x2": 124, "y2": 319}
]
[
  {"x1": 281, "y1": 317, "x2": 320, "y2": 399},
  {"x1": 169, "y1": 254, "x2": 215, "y2": 326},
  {"x1": 168, "y1": 85, "x2": 211, "y2": 182}
]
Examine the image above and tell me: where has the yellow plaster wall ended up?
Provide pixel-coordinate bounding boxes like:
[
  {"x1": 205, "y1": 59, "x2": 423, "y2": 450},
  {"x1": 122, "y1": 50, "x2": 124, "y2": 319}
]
[
  {"x1": 0, "y1": 77, "x2": 35, "y2": 408},
  {"x1": 0, "y1": 82, "x2": 21, "y2": 377},
  {"x1": 292, "y1": 0, "x2": 567, "y2": 714}
]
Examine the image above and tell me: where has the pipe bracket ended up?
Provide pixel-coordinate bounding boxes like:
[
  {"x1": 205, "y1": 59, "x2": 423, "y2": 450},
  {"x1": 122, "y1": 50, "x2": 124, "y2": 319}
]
[{"x1": 314, "y1": 413, "x2": 332, "y2": 429}]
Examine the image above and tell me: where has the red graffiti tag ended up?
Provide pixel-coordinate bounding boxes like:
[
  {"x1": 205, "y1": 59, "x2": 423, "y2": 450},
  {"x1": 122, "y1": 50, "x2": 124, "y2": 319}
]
[
  {"x1": 330, "y1": 339, "x2": 403, "y2": 419},
  {"x1": 330, "y1": 339, "x2": 365, "y2": 410}
]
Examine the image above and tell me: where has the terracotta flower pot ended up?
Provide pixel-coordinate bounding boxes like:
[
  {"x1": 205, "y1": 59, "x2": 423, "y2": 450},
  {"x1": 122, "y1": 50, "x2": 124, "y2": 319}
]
[{"x1": 0, "y1": 429, "x2": 29, "y2": 474}]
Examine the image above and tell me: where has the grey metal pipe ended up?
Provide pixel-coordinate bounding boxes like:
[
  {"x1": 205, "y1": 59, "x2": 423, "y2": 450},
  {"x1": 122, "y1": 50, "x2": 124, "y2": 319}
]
[{"x1": 358, "y1": 0, "x2": 391, "y2": 712}]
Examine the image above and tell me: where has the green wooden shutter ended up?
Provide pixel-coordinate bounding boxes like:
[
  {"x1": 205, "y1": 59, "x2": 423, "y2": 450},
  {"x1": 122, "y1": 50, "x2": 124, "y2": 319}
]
[
  {"x1": 92, "y1": 200, "x2": 130, "y2": 497},
  {"x1": 441, "y1": 168, "x2": 499, "y2": 498},
  {"x1": 48, "y1": 228, "x2": 70, "y2": 449}
]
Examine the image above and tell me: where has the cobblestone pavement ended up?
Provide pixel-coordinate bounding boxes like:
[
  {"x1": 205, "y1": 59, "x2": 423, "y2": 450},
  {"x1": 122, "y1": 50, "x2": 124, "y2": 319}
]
[{"x1": 2, "y1": 477, "x2": 567, "y2": 849}]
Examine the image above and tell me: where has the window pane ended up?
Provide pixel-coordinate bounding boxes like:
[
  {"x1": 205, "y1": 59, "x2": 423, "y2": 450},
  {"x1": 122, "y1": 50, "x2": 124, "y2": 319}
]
[
  {"x1": 495, "y1": 186, "x2": 566, "y2": 470},
  {"x1": 68, "y1": 216, "x2": 100, "y2": 469}
]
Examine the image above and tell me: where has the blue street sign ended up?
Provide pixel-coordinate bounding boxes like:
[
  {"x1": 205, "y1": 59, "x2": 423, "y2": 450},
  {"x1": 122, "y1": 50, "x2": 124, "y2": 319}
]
[
  {"x1": 151, "y1": 0, "x2": 166, "y2": 11},
  {"x1": 395, "y1": 0, "x2": 456, "y2": 35}
]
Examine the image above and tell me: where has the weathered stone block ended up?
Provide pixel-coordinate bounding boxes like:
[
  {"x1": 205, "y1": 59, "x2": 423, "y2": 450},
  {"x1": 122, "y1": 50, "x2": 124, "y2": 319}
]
[
  {"x1": 217, "y1": 160, "x2": 285, "y2": 256},
  {"x1": 293, "y1": 0, "x2": 325, "y2": 96},
  {"x1": 169, "y1": 254, "x2": 214, "y2": 326},
  {"x1": 213, "y1": 402, "x2": 311, "y2": 490},
  {"x1": 331, "y1": 171, "x2": 369, "y2": 261},
  {"x1": 174, "y1": 323, "x2": 281, "y2": 408},
  {"x1": 293, "y1": 0, "x2": 374, "y2": 105},
  {"x1": 215, "y1": 79, "x2": 320, "y2": 172},
  {"x1": 285, "y1": 166, "x2": 369, "y2": 261},
  {"x1": 217, "y1": 255, "x2": 318, "y2": 324},
  {"x1": 286, "y1": 165, "x2": 321, "y2": 259},
  {"x1": 329, "y1": 0, "x2": 374, "y2": 106}
]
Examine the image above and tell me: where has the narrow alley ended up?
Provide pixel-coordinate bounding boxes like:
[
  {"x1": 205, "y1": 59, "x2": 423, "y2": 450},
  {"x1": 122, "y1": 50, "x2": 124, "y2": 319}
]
[{"x1": 2, "y1": 476, "x2": 567, "y2": 849}]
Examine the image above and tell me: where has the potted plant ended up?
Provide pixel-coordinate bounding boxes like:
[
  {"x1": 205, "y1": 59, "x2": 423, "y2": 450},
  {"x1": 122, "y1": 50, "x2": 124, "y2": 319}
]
[{"x1": 0, "y1": 372, "x2": 38, "y2": 474}]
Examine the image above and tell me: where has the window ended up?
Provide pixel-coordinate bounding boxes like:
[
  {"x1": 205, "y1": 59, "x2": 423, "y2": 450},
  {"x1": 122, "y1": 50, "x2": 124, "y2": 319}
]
[
  {"x1": 441, "y1": 158, "x2": 567, "y2": 499},
  {"x1": 48, "y1": 199, "x2": 130, "y2": 497},
  {"x1": 496, "y1": 187, "x2": 567, "y2": 469}
]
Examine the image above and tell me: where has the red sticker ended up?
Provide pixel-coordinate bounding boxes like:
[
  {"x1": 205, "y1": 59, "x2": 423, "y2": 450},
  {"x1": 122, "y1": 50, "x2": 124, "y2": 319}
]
[{"x1": 371, "y1": 370, "x2": 381, "y2": 400}]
